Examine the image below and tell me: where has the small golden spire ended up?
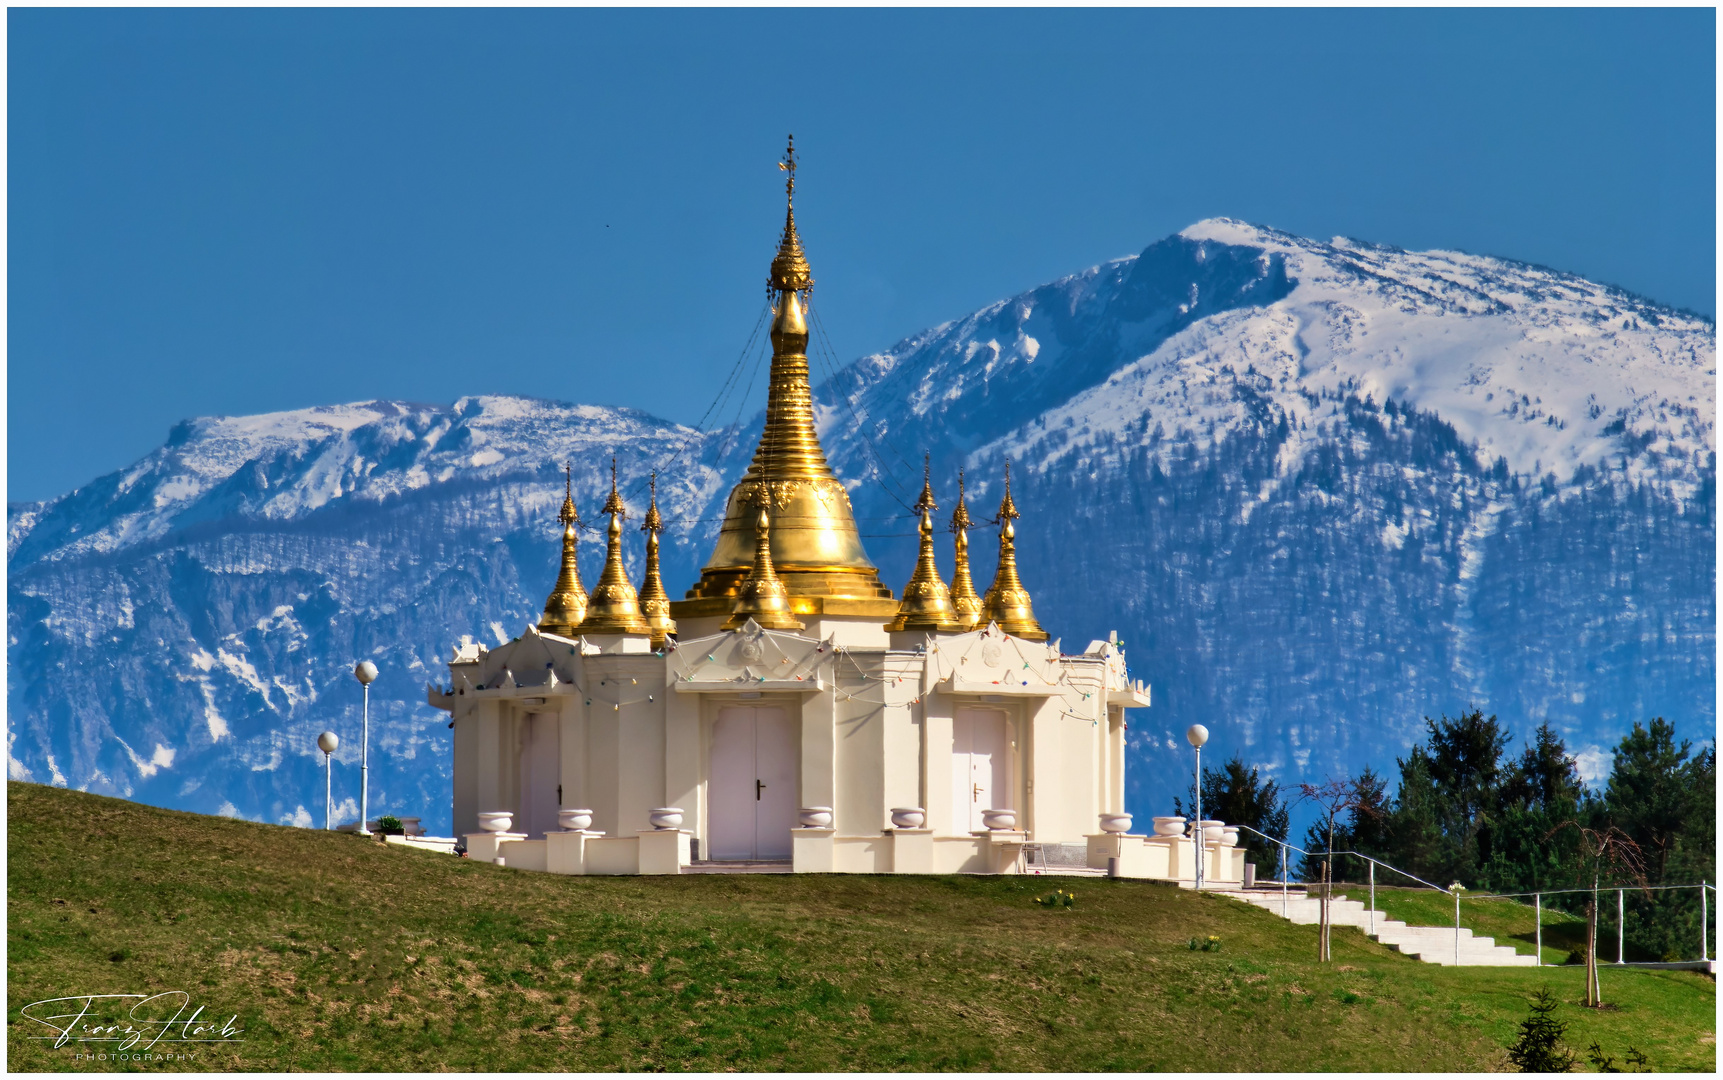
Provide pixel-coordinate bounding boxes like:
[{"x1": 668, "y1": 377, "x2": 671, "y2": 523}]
[
  {"x1": 768, "y1": 134, "x2": 813, "y2": 295},
  {"x1": 947, "y1": 468, "x2": 983, "y2": 630},
  {"x1": 980, "y1": 460, "x2": 1048, "y2": 641},
  {"x1": 637, "y1": 472, "x2": 676, "y2": 647},
  {"x1": 575, "y1": 457, "x2": 653, "y2": 637},
  {"x1": 722, "y1": 491, "x2": 805, "y2": 631},
  {"x1": 888, "y1": 455, "x2": 965, "y2": 632},
  {"x1": 538, "y1": 463, "x2": 587, "y2": 636}
]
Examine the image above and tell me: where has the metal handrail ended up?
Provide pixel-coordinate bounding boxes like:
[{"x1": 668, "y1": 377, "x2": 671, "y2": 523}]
[
  {"x1": 1230, "y1": 822, "x2": 1455, "y2": 894},
  {"x1": 1224, "y1": 822, "x2": 1717, "y2": 966}
]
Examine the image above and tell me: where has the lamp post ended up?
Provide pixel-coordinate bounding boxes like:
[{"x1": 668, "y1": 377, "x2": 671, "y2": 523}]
[
  {"x1": 354, "y1": 661, "x2": 378, "y2": 836},
  {"x1": 1186, "y1": 724, "x2": 1209, "y2": 891},
  {"x1": 317, "y1": 731, "x2": 339, "y2": 830}
]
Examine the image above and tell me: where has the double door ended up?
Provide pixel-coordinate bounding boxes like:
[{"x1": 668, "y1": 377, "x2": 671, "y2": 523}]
[
  {"x1": 708, "y1": 706, "x2": 796, "y2": 860},
  {"x1": 517, "y1": 712, "x2": 561, "y2": 838},
  {"x1": 952, "y1": 707, "x2": 1010, "y2": 834}
]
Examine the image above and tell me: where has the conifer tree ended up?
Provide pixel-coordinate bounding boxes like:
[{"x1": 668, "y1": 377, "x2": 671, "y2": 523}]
[{"x1": 1506, "y1": 986, "x2": 1576, "y2": 1073}]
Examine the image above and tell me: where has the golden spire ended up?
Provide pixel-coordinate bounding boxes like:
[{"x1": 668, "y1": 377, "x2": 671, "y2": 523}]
[
  {"x1": 887, "y1": 455, "x2": 965, "y2": 632},
  {"x1": 947, "y1": 467, "x2": 983, "y2": 630},
  {"x1": 678, "y1": 135, "x2": 893, "y2": 615},
  {"x1": 980, "y1": 461, "x2": 1047, "y2": 641},
  {"x1": 538, "y1": 463, "x2": 587, "y2": 636},
  {"x1": 722, "y1": 493, "x2": 805, "y2": 631},
  {"x1": 574, "y1": 457, "x2": 653, "y2": 637},
  {"x1": 637, "y1": 472, "x2": 677, "y2": 647}
]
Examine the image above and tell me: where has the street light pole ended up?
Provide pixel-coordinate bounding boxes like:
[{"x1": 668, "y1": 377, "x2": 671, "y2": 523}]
[
  {"x1": 1186, "y1": 724, "x2": 1209, "y2": 892},
  {"x1": 355, "y1": 661, "x2": 378, "y2": 836},
  {"x1": 317, "y1": 731, "x2": 339, "y2": 830}
]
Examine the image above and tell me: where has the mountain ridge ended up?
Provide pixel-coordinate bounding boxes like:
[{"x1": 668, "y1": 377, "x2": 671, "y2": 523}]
[{"x1": 8, "y1": 219, "x2": 1713, "y2": 834}]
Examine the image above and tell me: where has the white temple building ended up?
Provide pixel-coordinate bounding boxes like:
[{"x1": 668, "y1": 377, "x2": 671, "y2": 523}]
[{"x1": 428, "y1": 141, "x2": 1243, "y2": 885}]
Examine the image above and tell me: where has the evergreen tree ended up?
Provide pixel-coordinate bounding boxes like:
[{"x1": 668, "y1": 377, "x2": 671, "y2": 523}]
[
  {"x1": 1604, "y1": 722, "x2": 1716, "y2": 961},
  {"x1": 1605, "y1": 719, "x2": 1696, "y2": 880},
  {"x1": 1485, "y1": 723, "x2": 1587, "y2": 893},
  {"x1": 1383, "y1": 745, "x2": 1454, "y2": 882},
  {"x1": 1423, "y1": 709, "x2": 1511, "y2": 878},
  {"x1": 1506, "y1": 986, "x2": 1576, "y2": 1073}
]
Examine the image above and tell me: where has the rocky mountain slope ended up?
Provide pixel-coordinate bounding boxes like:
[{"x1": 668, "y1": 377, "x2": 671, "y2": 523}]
[{"x1": 9, "y1": 220, "x2": 1713, "y2": 834}]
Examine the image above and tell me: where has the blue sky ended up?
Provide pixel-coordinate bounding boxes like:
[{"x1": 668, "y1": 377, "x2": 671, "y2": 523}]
[{"x1": 8, "y1": 7, "x2": 1715, "y2": 503}]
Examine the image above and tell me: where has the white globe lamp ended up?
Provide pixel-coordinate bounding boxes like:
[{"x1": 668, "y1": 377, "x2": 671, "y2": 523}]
[
  {"x1": 354, "y1": 661, "x2": 379, "y2": 834},
  {"x1": 1186, "y1": 724, "x2": 1210, "y2": 890},
  {"x1": 317, "y1": 731, "x2": 339, "y2": 830}
]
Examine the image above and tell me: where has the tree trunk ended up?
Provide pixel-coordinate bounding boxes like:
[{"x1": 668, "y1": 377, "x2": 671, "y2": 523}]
[
  {"x1": 1323, "y1": 816, "x2": 1335, "y2": 963},
  {"x1": 1585, "y1": 896, "x2": 1600, "y2": 1007}
]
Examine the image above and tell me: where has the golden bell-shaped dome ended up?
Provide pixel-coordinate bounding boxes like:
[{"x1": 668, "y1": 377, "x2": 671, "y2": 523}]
[
  {"x1": 887, "y1": 459, "x2": 965, "y2": 633},
  {"x1": 676, "y1": 135, "x2": 894, "y2": 618},
  {"x1": 575, "y1": 459, "x2": 653, "y2": 637},
  {"x1": 538, "y1": 464, "x2": 587, "y2": 636},
  {"x1": 980, "y1": 461, "x2": 1048, "y2": 642}
]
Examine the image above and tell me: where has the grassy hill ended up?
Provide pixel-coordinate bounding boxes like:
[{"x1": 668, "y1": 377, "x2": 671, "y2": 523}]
[{"x1": 8, "y1": 783, "x2": 1714, "y2": 1072}]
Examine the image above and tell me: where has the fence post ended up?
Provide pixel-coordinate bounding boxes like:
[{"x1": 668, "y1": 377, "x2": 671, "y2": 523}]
[
  {"x1": 1702, "y1": 885, "x2": 1709, "y2": 963},
  {"x1": 1369, "y1": 860, "x2": 1375, "y2": 937},
  {"x1": 1617, "y1": 888, "x2": 1624, "y2": 964},
  {"x1": 1535, "y1": 893, "x2": 1542, "y2": 967},
  {"x1": 1454, "y1": 889, "x2": 1461, "y2": 966},
  {"x1": 1281, "y1": 843, "x2": 1288, "y2": 917}
]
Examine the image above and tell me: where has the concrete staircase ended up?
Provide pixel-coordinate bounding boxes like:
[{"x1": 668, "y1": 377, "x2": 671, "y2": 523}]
[{"x1": 1221, "y1": 887, "x2": 1538, "y2": 967}]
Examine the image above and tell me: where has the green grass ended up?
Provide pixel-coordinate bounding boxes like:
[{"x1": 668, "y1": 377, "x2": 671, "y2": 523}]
[
  {"x1": 1333, "y1": 886, "x2": 1596, "y2": 964},
  {"x1": 9, "y1": 783, "x2": 1715, "y2": 1072}
]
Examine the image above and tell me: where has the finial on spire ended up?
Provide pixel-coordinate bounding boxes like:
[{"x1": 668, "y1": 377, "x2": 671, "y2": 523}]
[
  {"x1": 600, "y1": 455, "x2": 626, "y2": 518},
  {"x1": 778, "y1": 134, "x2": 797, "y2": 208},
  {"x1": 996, "y1": 458, "x2": 1020, "y2": 523},
  {"x1": 768, "y1": 134, "x2": 814, "y2": 295},
  {"x1": 558, "y1": 461, "x2": 579, "y2": 527},
  {"x1": 914, "y1": 452, "x2": 936, "y2": 516}
]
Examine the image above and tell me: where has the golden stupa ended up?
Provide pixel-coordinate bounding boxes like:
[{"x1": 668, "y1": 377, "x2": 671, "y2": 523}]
[
  {"x1": 979, "y1": 461, "x2": 1048, "y2": 641},
  {"x1": 575, "y1": 459, "x2": 654, "y2": 637},
  {"x1": 537, "y1": 464, "x2": 588, "y2": 636},
  {"x1": 886, "y1": 458, "x2": 966, "y2": 633},
  {"x1": 673, "y1": 136, "x2": 896, "y2": 620}
]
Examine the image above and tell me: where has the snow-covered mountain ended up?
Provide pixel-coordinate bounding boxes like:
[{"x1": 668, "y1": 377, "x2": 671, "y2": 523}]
[{"x1": 9, "y1": 220, "x2": 1714, "y2": 833}]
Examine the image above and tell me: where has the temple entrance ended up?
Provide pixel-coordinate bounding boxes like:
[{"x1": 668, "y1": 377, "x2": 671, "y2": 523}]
[
  {"x1": 708, "y1": 706, "x2": 796, "y2": 860},
  {"x1": 518, "y1": 712, "x2": 561, "y2": 838},
  {"x1": 952, "y1": 707, "x2": 1009, "y2": 833}
]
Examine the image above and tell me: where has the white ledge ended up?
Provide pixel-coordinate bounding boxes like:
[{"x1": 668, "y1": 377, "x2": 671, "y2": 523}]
[
  {"x1": 674, "y1": 677, "x2": 827, "y2": 694},
  {"x1": 939, "y1": 674, "x2": 1057, "y2": 698}
]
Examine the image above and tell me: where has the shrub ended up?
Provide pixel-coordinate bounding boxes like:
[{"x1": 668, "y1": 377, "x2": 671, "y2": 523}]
[
  {"x1": 1033, "y1": 889, "x2": 1076, "y2": 910},
  {"x1": 376, "y1": 815, "x2": 405, "y2": 836},
  {"x1": 1586, "y1": 1042, "x2": 1649, "y2": 1073},
  {"x1": 1506, "y1": 986, "x2": 1576, "y2": 1073}
]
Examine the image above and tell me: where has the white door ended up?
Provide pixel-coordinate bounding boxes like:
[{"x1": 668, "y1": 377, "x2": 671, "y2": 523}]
[
  {"x1": 708, "y1": 707, "x2": 796, "y2": 860},
  {"x1": 952, "y1": 708, "x2": 1009, "y2": 833},
  {"x1": 518, "y1": 712, "x2": 561, "y2": 838}
]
